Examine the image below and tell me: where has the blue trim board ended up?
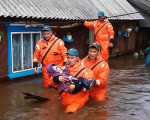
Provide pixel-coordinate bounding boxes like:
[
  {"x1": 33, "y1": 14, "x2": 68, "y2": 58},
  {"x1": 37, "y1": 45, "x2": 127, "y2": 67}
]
[
  {"x1": 6, "y1": 23, "x2": 42, "y2": 79},
  {"x1": 8, "y1": 69, "x2": 42, "y2": 79},
  {"x1": 5, "y1": 23, "x2": 43, "y2": 32}
]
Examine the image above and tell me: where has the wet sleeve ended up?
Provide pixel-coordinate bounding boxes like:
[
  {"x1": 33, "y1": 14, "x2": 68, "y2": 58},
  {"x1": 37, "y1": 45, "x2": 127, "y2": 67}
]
[
  {"x1": 58, "y1": 40, "x2": 67, "y2": 63},
  {"x1": 83, "y1": 21, "x2": 95, "y2": 29},
  {"x1": 106, "y1": 23, "x2": 114, "y2": 40},
  {"x1": 95, "y1": 62, "x2": 109, "y2": 87},
  {"x1": 33, "y1": 41, "x2": 41, "y2": 63}
]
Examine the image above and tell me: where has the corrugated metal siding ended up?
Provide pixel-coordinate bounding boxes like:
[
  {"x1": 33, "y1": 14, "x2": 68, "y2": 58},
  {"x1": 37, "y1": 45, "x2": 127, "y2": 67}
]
[
  {"x1": 136, "y1": 6, "x2": 150, "y2": 27},
  {"x1": 0, "y1": 0, "x2": 144, "y2": 20},
  {"x1": 129, "y1": 0, "x2": 150, "y2": 14},
  {"x1": 128, "y1": 0, "x2": 150, "y2": 27}
]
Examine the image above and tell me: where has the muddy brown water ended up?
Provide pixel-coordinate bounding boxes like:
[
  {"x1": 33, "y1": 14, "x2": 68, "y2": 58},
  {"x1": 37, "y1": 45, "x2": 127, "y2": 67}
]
[{"x1": 0, "y1": 54, "x2": 150, "y2": 120}]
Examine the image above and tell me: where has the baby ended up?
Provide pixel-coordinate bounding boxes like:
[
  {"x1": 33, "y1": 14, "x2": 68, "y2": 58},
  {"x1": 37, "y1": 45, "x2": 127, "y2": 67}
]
[{"x1": 46, "y1": 63, "x2": 95, "y2": 94}]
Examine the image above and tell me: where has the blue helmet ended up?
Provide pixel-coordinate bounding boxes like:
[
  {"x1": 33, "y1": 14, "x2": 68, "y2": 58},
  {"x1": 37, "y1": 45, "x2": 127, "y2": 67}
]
[
  {"x1": 98, "y1": 10, "x2": 104, "y2": 17},
  {"x1": 89, "y1": 42, "x2": 100, "y2": 50},
  {"x1": 66, "y1": 48, "x2": 78, "y2": 56},
  {"x1": 42, "y1": 25, "x2": 52, "y2": 31}
]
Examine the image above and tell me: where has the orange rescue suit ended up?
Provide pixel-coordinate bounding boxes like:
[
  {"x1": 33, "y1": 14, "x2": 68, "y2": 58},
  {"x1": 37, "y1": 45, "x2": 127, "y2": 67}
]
[
  {"x1": 33, "y1": 36, "x2": 67, "y2": 87},
  {"x1": 82, "y1": 56, "x2": 109, "y2": 100},
  {"x1": 84, "y1": 19, "x2": 114, "y2": 61},
  {"x1": 50, "y1": 61, "x2": 94, "y2": 113}
]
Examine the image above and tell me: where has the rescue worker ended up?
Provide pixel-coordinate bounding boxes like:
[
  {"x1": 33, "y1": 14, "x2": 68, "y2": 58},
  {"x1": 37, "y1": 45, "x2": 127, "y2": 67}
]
[
  {"x1": 83, "y1": 10, "x2": 114, "y2": 62},
  {"x1": 51, "y1": 48, "x2": 94, "y2": 113},
  {"x1": 144, "y1": 46, "x2": 150, "y2": 67},
  {"x1": 82, "y1": 42, "x2": 109, "y2": 100},
  {"x1": 33, "y1": 25, "x2": 67, "y2": 87}
]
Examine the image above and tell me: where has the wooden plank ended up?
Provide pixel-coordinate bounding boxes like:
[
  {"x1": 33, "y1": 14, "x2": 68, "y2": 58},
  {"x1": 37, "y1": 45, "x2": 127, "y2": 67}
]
[{"x1": 22, "y1": 92, "x2": 50, "y2": 101}]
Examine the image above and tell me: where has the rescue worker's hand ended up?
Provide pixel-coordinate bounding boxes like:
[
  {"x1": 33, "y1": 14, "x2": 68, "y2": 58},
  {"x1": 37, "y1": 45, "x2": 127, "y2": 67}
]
[
  {"x1": 109, "y1": 43, "x2": 113, "y2": 47},
  {"x1": 33, "y1": 62, "x2": 38, "y2": 74},
  {"x1": 71, "y1": 77, "x2": 78, "y2": 80},
  {"x1": 66, "y1": 84, "x2": 75, "y2": 93},
  {"x1": 59, "y1": 76, "x2": 68, "y2": 84},
  {"x1": 33, "y1": 67, "x2": 38, "y2": 74},
  {"x1": 77, "y1": 16, "x2": 81, "y2": 20}
]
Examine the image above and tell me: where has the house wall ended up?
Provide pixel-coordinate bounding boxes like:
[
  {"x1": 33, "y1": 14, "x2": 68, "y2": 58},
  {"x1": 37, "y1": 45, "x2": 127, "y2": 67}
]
[
  {"x1": 0, "y1": 19, "x2": 141, "y2": 80},
  {"x1": 51, "y1": 20, "x2": 139, "y2": 59},
  {"x1": 135, "y1": 28, "x2": 150, "y2": 52},
  {"x1": 0, "y1": 23, "x2": 8, "y2": 80},
  {"x1": 109, "y1": 20, "x2": 139, "y2": 58},
  {"x1": 52, "y1": 25, "x2": 89, "y2": 59}
]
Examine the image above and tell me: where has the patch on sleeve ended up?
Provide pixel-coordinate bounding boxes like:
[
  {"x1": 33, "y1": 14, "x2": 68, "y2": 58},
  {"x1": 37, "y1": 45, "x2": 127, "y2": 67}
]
[
  {"x1": 94, "y1": 22, "x2": 96, "y2": 27},
  {"x1": 96, "y1": 80, "x2": 100, "y2": 85},
  {"x1": 83, "y1": 88, "x2": 86, "y2": 91},
  {"x1": 60, "y1": 42, "x2": 63, "y2": 46},
  {"x1": 36, "y1": 44, "x2": 40, "y2": 50},
  {"x1": 101, "y1": 64, "x2": 105, "y2": 68},
  {"x1": 33, "y1": 58, "x2": 37, "y2": 61},
  {"x1": 85, "y1": 72, "x2": 88, "y2": 75},
  {"x1": 108, "y1": 25, "x2": 112, "y2": 28},
  {"x1": 110, "y1": 36, "x2": 114, "y2": 38},
  {"x1": 65, "y1": 58, "x2": 67, "y2": 61}
]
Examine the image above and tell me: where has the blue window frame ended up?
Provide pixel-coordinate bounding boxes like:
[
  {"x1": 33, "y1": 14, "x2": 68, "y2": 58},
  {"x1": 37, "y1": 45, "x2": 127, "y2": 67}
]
[{"x1": 6, "y1": 23, "x2": 43, "y2": 79}]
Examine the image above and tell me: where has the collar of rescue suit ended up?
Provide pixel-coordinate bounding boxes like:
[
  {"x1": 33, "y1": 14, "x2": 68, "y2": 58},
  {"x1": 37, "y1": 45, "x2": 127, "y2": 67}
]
[
  {"x1": 42, "y1": 35, "x2": 55, "y2": 42},
  {"x1": 66, "y1": 58, "x2": 82, "y2": 72},
  {"x1": 87, "y1": 55, "x2": 103, "y2": 62},
  {"x1": 41, "y1": 35, "x2": 57, "y2": 49},
  {"x1": 96, "y1": 19, "x2": 108, "y2": 28},
  {"x1": 98, "y1": 18, "x2": 108, "y2": 24}
]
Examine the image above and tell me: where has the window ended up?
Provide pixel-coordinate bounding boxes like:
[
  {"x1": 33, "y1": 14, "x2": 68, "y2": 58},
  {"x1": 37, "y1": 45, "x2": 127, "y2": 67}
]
[
  {"x1": 6, "y1": 23, "x2": 43, "y2": 79},
  {"x1": 12, "y1": 32, "x2": 41, "y2": 72}
]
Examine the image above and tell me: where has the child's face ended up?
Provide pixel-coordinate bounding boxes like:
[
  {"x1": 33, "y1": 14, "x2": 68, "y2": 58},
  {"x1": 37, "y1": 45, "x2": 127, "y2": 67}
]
[{"x1": 56, "y1": 67, "x2": 63, "y2": 73}]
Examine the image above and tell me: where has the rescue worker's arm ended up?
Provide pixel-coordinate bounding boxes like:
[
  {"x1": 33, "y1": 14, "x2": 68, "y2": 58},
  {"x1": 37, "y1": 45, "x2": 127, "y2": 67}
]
[
  {"x1": 33, "y1": 42, "x2": 41, "y2": 74},
  {"x1": 106, "y1": 23, "x2": 114, "y2": 47},
  {"x1": 53, "y1": 76, "x2": 59, "y2": 83},
  {"x1": 53, "y1": 76, "x2": 68, "y2": 84},
  {"x1": 83, "y1": 21, "x2": 95, "y2": 29},
  {"x1": 53, "y1": 76, "x2": 83, "y2": 93},
  {"x1": 79, "y1": 68, "x2": 94, "y2": 92},
  {"x1": 67, "y1": 84, "x2": 75, "y2": 93},
  {"x1": 58, "y1": 40, "x2": 67, "y2": 64},
  {"x1": 68, "y1": 68, "x2": 93, "y2": 93},
  {"x1": 95, "y1": 62, "x2": 109, "y2": 87},
  {"x1": 67, "y1": 83, "x2": 83, "y2": 94}
]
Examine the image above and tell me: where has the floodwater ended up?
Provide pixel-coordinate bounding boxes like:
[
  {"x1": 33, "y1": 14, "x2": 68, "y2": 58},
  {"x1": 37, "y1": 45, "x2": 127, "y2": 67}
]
[{"x1": 0, "y1": 54, "x2": 150, "y2": 120}]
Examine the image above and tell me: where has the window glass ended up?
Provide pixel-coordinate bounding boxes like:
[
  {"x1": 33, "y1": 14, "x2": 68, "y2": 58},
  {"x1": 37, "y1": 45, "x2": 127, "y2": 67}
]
[
  {"x1": 33, "y1": 33, "x2": 40, "y2": 52},
  {"x1": 12, "y1": 32, "x2": 41, "y2": 72},
  {"x1": 12, "y1": 34, "x2": 22, "y2": 71},
  {"x1": 23, "y1": 33, "x2": 31, "y2": 69},
  {"x1": 32, "y1": 33, "x2": 41, "y2": 67}
]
